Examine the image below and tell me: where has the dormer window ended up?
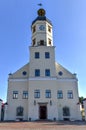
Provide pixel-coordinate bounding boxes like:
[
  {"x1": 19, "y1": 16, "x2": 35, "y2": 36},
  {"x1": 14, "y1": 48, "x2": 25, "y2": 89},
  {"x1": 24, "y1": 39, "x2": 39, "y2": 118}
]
[
  {"x1": 33, "y1": 26, "x2": 36, "y2": 33},
  {"x1": 40, "y1": 40, "x2": 44, "y2": 46},
  {"x1": 48, "y1": 25, "x2": 51, "y2": 33}
]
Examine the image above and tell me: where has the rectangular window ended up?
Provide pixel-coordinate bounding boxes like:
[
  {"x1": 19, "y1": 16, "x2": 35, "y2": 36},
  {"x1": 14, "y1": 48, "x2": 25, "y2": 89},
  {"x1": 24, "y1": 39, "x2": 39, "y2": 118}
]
[
  {"x1": 57, "y1": 90, "x2": 63, "y2": 99},
  {"x1": 34, "y1": 90, "x2": 40, "y2": 98},
  {"x1": 46, "y1": 90, "x2": 51, "y2": 98},
  {"x1": 33, "y1": 38, "x2": 36, "y2": 46},
  {"x1": 45, "y1": 69, "x2": 50, "y2": 76},
  {"x1": 35, "y1": 69, "x2": 40, "y2": 77},
  {"x1": 45, "y1": 52, "x2": 50, "y2": 58},
  {"x1": 48, "y1": 38, "x2": 51, "y2": 45},
  {"x1": 67, "y1": 90, "x2": 73, "y2": 99},
  {"x1": 48, "y1": 25, "x2": 51, "y2": 33},
  {"x1": 33, "y1": 26, "x2": 36, "y2": 33},
  {"x1": 40, "y1": 40, "x2": 44, "y2": 46},
  {"x1": 13, "y1": 91, "x2": 18, "y2": 99},
  {"x1": 35, "y1": 52, "x2": 40, "y2": 58},
  {"x1": 23, "y1": 91, "x2": 28, "y2": 99}
]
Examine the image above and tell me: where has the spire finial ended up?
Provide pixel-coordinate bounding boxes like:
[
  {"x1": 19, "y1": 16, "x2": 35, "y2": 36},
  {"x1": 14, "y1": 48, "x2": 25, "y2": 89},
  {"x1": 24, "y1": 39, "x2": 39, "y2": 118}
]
[{"x1": 37, "y1": 8, "x2": 46, "y2": 16}]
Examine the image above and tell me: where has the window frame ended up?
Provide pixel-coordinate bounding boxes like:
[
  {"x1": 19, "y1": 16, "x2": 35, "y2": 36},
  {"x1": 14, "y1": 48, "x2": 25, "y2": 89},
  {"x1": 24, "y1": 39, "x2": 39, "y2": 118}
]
[
  {"x1": 33, "y1": 38, "x2": 36, "y2": 46},
  {"x1": 13, "y1": 91, "x2": 18, "y2": 99},
  {"x1": 35, "y1": 52, "x2": 40, "y2": 59},
  {"x1": 48, "y1": 25, "x2": 51, "y2": 33},
  {"x1": 45, "y1": 52, "x2": 50, "y2": 59},
  {"x1": 45, "y1": 69, "x2": 50, "y2": 76},
  {"x1": 48, "y1": 38, "x2": 52, "y2": 45},
  {"x1": 34, "y1": 90, "x2": 40, "y2": 98},
  {"x1": 40, "y1": 40, "x2": 45, "y2": 46},
  {"x1": 45, "y1": 90, "x2": 51, "y2": 98},
  {"x1": 57, "y1": 90, "x2": 63, "y2": 99},
  {"x1": 33, "y1": 25, "x2": 36, "y2": 33},
  {"x1": 67, "y1": 90, "x2": 73, "y2": 99},
  {"x1": 23, "y1": 91, "x2": 28, "y2": 99},
  {"x1": 35, "y1": 69, "x2": 40, "y2": 77}
]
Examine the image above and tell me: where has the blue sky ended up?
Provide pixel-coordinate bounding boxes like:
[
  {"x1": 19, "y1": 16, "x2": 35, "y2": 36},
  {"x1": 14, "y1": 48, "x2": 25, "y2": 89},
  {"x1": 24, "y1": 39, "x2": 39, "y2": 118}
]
[{"x1": 0, "y1": 0, "x2": 86, "y2": 101}]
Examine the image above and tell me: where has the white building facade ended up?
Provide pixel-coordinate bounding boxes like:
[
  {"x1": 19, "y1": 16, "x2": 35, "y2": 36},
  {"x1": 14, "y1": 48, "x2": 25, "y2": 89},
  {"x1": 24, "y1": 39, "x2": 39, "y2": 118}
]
[
  {"x1": 5, "y1": 8, "x2": 81, "y2": 121},
  {"x1": 0, "y1": 99, "x2": 2, "y2": 121},
  {"x1": 83, "y1": 99, "x2": 86, "y2": 121}
]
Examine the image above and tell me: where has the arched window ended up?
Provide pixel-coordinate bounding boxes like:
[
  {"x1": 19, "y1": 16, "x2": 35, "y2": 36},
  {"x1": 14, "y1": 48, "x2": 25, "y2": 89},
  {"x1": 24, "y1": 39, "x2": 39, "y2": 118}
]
[
  {"x1": 16, "y1": 106, "x2": 24, "y2": 116},
  {"x1": 63, "y1": 107, "x2": 70, "y2": 116}
]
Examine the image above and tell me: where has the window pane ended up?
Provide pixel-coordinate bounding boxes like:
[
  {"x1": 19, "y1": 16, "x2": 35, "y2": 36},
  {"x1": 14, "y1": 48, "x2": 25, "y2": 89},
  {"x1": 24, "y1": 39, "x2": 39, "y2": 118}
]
[
  {"x1": 46, "y1": 90, "x2": 51, "y2": 98},
  {"x1": 33, "y1": 26, "x2": 36, "y2": 33},
  {"x1": 57, "y1": 90, "x2": 63, "y2": 99},
  {"x1": 13, "y1": 91, "x2": 18, "y2": 99},
  {"x1": 48, "y1": 38, "x2": 51, "y2": 45},
  {"x1": 45, "y1": 69, "x2": 50, "y2": 76},
  {"x1": 40, "y1": 40, "x2": 44, "y2": 45},
  {"x1": 48, "y1": 25, "x2": 51, "y2": 33},
  {"x1": 33, "y1": 38, "x2": 36, "y2": 46},
  {"x1": 23, "y1": 91, "x2": 28, "y2": 99},
  {"x1": 34, "y1": 90, "x2": 40, "y2": 98},
  {"x1": 35, "y1": 52, "x2": 39, "y2": 58},
  {"x1": 35, "y1": 69, "x2": 40, "y2": 76},
  {"x1": 45, "y1": 52, "x2": 50, "y2": 58},
  {"x1": 67, "y1": 90, "x2": 73, "y2": 99}
]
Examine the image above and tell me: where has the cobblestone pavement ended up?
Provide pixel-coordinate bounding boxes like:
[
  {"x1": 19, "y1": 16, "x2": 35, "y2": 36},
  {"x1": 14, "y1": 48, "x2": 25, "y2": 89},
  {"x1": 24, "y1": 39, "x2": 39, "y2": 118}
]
[{"x1": 0, "y1": 121, "x2": 86, "y2": 130}]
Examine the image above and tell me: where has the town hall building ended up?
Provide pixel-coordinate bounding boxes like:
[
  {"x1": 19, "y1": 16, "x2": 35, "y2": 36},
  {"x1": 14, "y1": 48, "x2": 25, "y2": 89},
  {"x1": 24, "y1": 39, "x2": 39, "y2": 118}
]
[{"x1": 4, "y1": 8, "x2": 81, "y2": 121}]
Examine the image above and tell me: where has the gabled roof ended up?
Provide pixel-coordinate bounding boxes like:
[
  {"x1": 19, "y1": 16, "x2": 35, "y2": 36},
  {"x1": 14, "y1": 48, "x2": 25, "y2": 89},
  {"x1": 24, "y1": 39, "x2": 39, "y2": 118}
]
[{"x1": 8, "y1": 63, "x2": 29, "y2": 79}]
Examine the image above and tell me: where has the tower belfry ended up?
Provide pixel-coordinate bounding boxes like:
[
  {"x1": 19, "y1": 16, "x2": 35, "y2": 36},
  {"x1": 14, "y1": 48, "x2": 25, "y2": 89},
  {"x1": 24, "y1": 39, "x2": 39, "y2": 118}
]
[{"x1": 31, "y1": 8, "x2": 53, "y2": 46}]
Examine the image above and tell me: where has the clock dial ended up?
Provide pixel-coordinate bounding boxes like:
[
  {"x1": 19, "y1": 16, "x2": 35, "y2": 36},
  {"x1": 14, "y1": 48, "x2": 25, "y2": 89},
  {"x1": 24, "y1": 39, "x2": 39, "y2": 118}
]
[{"x1": 39, "y1": 25, "x2": 45, "y2": 31}]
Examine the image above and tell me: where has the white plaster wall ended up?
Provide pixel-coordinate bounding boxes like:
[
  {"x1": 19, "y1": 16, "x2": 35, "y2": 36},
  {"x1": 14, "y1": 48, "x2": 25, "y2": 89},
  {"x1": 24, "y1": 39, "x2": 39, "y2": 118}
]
[
  {"x1": 32, "y1": 21, "x2": 53, "y2": 46},
  {"x1": 56, "y1": 80, "x2": 81, "y2": 120},
  {"x1": 6, "y1": 75, "x2": 81, "y2": 121},
  {"x1": 6, "y1": 80, "x2": 28, "y2": 121},
  {"x1": 28, "y1": 79, "x2": 81, "y2": 121},
  {"x1": 29, "y1": 46, "x2": 56, "y2": 77},
  {"x1": 83, "y1": 100, "x2": 86, "y2": 120},
  {"x1": 0, "y1": 100, "x2": 2, "y2": 121}
]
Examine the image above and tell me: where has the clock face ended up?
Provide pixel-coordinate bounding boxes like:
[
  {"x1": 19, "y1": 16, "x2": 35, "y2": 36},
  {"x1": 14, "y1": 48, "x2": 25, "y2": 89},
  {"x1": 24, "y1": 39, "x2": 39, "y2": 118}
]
[{"x1": 39, "y1": 25, "x2": 45, "y2": 31}]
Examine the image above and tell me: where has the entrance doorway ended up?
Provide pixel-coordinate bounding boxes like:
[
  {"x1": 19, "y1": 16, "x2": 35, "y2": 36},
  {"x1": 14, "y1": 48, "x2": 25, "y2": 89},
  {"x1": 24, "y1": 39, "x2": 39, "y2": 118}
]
[{"x1": 39, "y1": 106, "x2": 47, "y2": 119}]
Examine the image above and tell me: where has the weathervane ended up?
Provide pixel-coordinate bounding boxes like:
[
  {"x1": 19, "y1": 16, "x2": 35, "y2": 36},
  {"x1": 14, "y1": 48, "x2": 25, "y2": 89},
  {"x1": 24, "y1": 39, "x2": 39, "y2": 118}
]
[{"x1": 38, "y1": 3, "x2": 42, "y2": 7}]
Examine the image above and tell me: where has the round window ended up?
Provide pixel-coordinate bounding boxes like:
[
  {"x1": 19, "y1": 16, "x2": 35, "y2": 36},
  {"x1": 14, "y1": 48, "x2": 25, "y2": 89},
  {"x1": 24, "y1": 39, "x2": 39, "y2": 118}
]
[
  {"x1": 58, "y1": 71, "x2": 63, "y2": 76},
  {"x1": 22, "y1": 71, "x2": 27, "y2": 76}
]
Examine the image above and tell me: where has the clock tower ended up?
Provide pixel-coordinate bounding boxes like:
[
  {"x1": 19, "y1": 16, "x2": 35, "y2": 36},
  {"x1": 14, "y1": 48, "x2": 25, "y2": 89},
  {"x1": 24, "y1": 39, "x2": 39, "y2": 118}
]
[
  {"x1": 29, "y1": 8, "x2": 56, "y2": 78},
  {"x1": 31, "y1": 8, "x2": 53, "y2": 46}
]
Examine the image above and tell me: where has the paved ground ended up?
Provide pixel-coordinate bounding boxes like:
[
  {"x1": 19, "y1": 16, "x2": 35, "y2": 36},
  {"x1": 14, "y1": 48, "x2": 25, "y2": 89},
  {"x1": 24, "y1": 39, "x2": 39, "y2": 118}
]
[{"x1": 0, "y1": 121, "x2": 86, "y2": 130}]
